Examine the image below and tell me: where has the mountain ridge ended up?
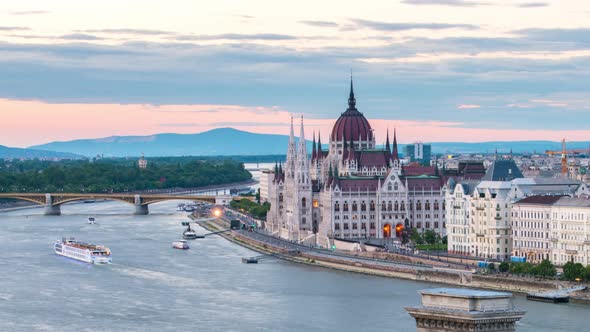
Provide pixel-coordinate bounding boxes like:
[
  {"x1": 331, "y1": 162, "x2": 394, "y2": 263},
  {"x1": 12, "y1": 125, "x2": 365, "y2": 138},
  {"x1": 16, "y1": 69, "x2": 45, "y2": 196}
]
[{"x1": 27, "y1": 128, "x2": 590, "y2": 157}]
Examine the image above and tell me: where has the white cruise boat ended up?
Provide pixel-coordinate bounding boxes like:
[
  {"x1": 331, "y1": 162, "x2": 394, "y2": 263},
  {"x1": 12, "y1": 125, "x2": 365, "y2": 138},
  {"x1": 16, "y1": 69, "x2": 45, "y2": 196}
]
[{"x1": 54, "y1": 237, "x2": 112, "y2": 264}]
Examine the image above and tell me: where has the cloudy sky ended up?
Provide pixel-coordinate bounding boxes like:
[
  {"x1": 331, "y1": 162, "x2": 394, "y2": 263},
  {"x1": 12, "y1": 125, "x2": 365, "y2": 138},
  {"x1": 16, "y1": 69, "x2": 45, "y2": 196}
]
[{"x1": 1, "y1": 0, "x2": 590, "y2": 147}]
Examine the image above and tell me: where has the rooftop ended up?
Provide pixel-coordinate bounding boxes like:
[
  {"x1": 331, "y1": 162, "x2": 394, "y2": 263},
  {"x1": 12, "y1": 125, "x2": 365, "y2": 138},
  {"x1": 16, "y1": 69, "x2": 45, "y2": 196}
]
[{"x1": 420, "y1": 288, "x2": 512, "y2": 299}]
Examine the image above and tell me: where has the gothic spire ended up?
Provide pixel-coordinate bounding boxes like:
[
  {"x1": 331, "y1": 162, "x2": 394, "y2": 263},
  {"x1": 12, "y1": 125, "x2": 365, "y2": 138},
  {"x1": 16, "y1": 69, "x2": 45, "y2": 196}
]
[
  {"x1": 385, "y1": 128, "x2": 391, "y2": 153},
  {"x1": 312, "y1": 131, "x2": 317, "y2": 161},
  {"x1": 347, "y1": 75, "x2": 356, "y2": 110},
  {"x1": 317, "y1": 131, "x2": 322, "y2": 159},
  {"x1": 392, "y1": 127, "x2": 399, "y2": 160}
]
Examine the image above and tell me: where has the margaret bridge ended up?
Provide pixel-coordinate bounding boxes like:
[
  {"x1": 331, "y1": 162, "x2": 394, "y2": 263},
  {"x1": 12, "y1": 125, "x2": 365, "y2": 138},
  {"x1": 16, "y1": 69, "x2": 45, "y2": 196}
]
[{"x1": 0, "y1": 193, "x2": 230, "y2": 215}]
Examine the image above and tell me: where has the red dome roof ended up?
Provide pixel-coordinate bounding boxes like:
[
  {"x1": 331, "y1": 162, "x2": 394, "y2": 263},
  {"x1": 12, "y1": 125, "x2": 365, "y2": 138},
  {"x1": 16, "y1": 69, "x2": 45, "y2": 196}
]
[
  {"x1": 331, "y1": 109, "x2": 372, "y2": 142},
  {"x1": 330, "y1": 80, "x2": 373, "y2": 142}
]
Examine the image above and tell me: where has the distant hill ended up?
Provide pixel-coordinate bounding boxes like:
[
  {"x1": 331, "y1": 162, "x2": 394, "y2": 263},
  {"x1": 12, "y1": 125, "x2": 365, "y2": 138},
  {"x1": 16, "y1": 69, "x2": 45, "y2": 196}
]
[
  {"x1": 29, "y1": 128, "x2": 314, "y2": 157},
  {"x1": 0, "y1": 145, "x2": 81, "y2": 159},
  {"x1": 430, "y1": 141, "x2": 590, "y2": 155},
  {"x1": 28, "y1": 128, "x2": 590, "y2": 157}
]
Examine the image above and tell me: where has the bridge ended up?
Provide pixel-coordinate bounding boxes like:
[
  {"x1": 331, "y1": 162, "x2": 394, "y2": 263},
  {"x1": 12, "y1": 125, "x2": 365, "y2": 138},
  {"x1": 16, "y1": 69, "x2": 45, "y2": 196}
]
[{"x1": 0, "y1": 193, "x2": 220, "y2": 215}]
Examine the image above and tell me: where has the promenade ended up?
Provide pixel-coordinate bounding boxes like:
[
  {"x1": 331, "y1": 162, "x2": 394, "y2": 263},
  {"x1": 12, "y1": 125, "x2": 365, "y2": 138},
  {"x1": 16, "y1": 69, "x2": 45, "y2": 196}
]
[{"x1": 194, "y1": 215, "x2": 590, "y2": 300}]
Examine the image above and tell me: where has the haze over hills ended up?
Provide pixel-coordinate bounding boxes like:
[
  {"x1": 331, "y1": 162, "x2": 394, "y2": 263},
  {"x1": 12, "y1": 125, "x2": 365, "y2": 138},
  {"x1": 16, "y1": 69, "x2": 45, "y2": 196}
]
[
  {"x1": 27, "y1": 128, "x2": 590, "y2": 158},
  {"x1": 0, "y1": 145, "x2": 82, "y2": 159}
]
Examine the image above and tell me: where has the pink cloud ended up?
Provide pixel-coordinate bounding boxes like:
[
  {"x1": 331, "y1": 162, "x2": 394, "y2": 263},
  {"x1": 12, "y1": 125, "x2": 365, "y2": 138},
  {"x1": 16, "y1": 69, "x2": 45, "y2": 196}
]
[
  {"x1": 457, "y1": 104, "x2": 481, "y2": 109},
  {"x1": 1, "y1": 98, "x2": 590, "y2": 148}
]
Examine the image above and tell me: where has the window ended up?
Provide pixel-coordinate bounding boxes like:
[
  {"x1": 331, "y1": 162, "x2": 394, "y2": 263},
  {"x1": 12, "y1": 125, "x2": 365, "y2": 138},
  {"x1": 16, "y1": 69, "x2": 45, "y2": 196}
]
[
  {"x1": 302, "y1": 217, "x2": 306, "y2": 225},
  {"x1": 361, "y1": 223, "x2": 367, "y2": 230},
  {"x1": 352, "y1": 201, "x2": 358, "y2": 212},
  {"x1": 382, "y1": 201, "x2": 386, "y2": 210},
  {"x1": 400, "y1": 202, "x2": 405, "y2": 211},
  {"x1": 334, "y1": 202, "x2": 340, "y2": 212},
  {"x1": 301, "y1": 197, "x2": 306, "y2": 208},
  {"x1": 425, "y1": 200, "x2": 430, "y2": 210},
  {"x1": 387, "y1": 201, "x2": 393, "y2": 211},
  {"x1": 417, "y1": 222, "x2": 422, "y2": 229},
  {"x1": 434, "y1": 201, "x2": 439, "y2": 210},
  {"x1": 279, "y1": 193, "x2": 283, "y2": 202},
  {"x1": 361, "y1": 201, "x2": 367, "y2": 211},
  {"x1": 352, "y1": 223, "x2": 358, "y2": 230},
  {"x1": 394, "y1": 201, "x2": 399, "y2": 211},
  {"x1": 416, "y1": 200, "x2": 422, "y2": 211},
  {"x1": 370, "y1": 201, "x2": 375, "y2": 211},
  {"x1": 343, "y1": 223, "x2": 349, "y2": 230},
  {"x1": 370, "y1": 222, "x2": 376, "y2": 229},
  {"x1": 343, "y1": 201, "x2": 349, "y2": 212},
  {"x1": 335, "y1": 223, "x2": 340, "y2": 230}
]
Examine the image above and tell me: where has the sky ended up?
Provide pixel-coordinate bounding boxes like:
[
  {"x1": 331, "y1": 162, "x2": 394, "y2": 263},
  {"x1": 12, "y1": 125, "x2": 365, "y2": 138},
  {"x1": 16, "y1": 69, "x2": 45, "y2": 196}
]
[{"x1": 1, "y1": 0, "x2": 590, "y2": 147}]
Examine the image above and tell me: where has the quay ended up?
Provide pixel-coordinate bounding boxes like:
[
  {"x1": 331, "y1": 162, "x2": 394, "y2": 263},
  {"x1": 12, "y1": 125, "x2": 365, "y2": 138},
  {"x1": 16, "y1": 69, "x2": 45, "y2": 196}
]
[
  {"x1": 192, "y1": 216, "x2": 587, "y2": 298},
  {"x1": 526, "y1": 285, "x2": 587, "y2": 303}
]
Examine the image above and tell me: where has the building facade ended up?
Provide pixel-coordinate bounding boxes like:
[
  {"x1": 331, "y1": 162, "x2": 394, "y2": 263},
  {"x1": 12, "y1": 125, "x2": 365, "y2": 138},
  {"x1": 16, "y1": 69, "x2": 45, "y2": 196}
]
[
  {"x1": 447, "y1": 169, "x2": 590, "y2": 260},
  {"x1": 512, "y1": 196, "x2": 590, "y2": 266},
  {"x1": 267, "y1": 80, "x2": 482, "y2": 247}
]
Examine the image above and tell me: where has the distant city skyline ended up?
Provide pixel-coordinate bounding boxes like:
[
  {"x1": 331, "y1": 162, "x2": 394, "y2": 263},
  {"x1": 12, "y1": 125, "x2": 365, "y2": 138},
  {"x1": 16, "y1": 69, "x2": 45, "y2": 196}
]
[{"x1": 1, "y1": 0, "x2": 590, "y2": 147}]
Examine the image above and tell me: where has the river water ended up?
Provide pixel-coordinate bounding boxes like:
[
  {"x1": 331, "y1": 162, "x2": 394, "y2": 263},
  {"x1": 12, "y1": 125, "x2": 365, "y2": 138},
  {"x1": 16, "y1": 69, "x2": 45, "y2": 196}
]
[{"x1": 0, "y1": 201, "x2": 588, "y2": 332}]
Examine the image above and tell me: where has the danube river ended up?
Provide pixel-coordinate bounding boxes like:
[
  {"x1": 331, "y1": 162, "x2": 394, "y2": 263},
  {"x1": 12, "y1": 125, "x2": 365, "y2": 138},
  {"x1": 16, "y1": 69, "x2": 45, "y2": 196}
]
[{"x1": 0, "y1": 201, "x2": 588, "y2": 331}]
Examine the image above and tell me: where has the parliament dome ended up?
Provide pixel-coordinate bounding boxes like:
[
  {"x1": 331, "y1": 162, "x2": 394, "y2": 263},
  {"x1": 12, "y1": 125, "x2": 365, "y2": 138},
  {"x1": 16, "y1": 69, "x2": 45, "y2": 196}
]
[{"x1": 330, "y1": 80, "x2": 373, "y2": 142}]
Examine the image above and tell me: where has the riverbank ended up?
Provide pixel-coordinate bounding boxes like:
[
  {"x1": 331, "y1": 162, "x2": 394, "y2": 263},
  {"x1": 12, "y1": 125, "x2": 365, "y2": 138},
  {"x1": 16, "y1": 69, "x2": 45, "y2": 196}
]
[{"x1": 193, "y1": 216, "x2": 590, "y2": 303}]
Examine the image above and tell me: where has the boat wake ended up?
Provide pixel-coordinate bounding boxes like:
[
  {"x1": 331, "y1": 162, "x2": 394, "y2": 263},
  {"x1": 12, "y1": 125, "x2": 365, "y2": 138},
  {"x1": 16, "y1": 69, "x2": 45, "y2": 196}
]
[{"x1": 109, "y1": 263, "x2": 201, "y2": 288}]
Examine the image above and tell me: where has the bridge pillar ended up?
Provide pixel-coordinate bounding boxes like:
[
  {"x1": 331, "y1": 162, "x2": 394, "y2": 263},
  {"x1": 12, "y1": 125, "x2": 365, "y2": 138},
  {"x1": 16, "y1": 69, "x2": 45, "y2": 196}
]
[
  {"x1": 134, "y1": 195, "x2": 149, "y2": 215},
  {"x1": 44, "y1": 194, "x2": 61, "y2": 216}
]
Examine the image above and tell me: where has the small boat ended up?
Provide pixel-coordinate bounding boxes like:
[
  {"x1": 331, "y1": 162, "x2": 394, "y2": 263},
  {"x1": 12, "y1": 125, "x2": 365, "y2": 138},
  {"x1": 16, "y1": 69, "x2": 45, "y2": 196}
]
[
  {"x1": 54, "y1": 237, "x2": 112, "y2": 264},
  {"x1": 172, "y1": 240, "x2": 190, "y2": 250},
  {"x1": 87, "y1": 217, "x2": 96, "y2": 224},
  {"x1": 83, "y1": 199, "x2": 96, "y2": 203},
  {"x1": 183, "y1": 224, "x2": 198, "y2": 239}
]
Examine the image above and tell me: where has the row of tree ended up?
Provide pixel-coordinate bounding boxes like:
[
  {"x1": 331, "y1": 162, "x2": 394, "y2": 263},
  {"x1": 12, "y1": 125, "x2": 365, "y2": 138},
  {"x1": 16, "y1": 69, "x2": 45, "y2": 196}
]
[
  {"x1": 561, "y1": 262, "x2": 590, "y2": 282},
  {"x1": 229, "y1": 198, "x2": 271, "y2": 220},
  {"x1": 0, "y1": 158, "x2": 251, "y2": 193},
  {"x1": 496, "y1": 260, "x2": 557, "y2": 278}
]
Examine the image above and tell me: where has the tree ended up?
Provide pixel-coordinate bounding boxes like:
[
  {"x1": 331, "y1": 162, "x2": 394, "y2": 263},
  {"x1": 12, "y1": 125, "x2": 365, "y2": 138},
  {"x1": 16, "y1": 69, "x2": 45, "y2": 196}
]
[
  {"x1": 534, "y1": 259, "x2": 556, "y2": 278},
  {"x1": 487, "y1": 262, "x2": 496, "y2": 272},
  {"x1": 424, "y1": 230, "x2": 436, "y2": 245},
  {"x1": 563, "y1": 261, "x2": 585, "y2": 281},
  {"x1": 410, "y1": 229, "x2": 424, "y2": 245},
  {"x1": 499, "y1": 261, "x2": 510, "y2": 273},
  {"x1": 256, "y1": 188, "x2": 261, "y2": 204}
]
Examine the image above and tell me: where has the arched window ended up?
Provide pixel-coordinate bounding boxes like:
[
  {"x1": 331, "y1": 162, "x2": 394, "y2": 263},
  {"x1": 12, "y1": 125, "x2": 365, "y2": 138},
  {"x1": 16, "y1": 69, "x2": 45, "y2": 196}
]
[
  {"x1": 343, "y1": 201, "x2": 349, "y2": 212},
  {"x1": 352, "y1": 201, "x2": 358, "y2": 212},
  {"x1": 382, "y1": 201, "x2": 386, "y2": 211},
  {"x1": 334, "y1": 201, "x2": 340, "y2": 212},
  {"x1": 400, "y1": 202, "x2": 406, "y2": 211},
  {"x1": 434, "y1": 201, "x2": 439, "y2": 210},
  {"x1": 361, "y1": 201, "x2": 367, "y2": 211},
  {"x1": 302, "y1": 197, "x2": 307, "y2": 208},
  {"x1": 416, "y1": 200, "x2": 422, "y2": 211},
  {"x1": 394, "y1": 201, "x2": 399, "y2": 211},
  {"x1": 279, "y1": 193, "x2": 283, "y2": 202},
  {"x1": 387, "y1": 201, "x2": 393, "y2": 211},
  {"x1": 370, "y1": 201, "x2": 375, "y2": 211},
  {"x1": 425, "y1": 200, "x2": 430, "y2": 210}
]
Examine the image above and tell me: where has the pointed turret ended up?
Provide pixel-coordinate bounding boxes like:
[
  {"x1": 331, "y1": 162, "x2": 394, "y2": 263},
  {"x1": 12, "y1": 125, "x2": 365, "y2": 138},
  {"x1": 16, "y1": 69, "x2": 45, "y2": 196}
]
[
  {"x1": 285, "y1": 115, "x2": 297, "y2": 177},
  {"x1": 392, "y1": 128, "x2": 399, "y2": 160},
  {"x1": 385, "y1": 128, "x2": 391, "y2": 154},
  {"x1": 317, "y1": 132, "x2": 322, "y2": 160},
  {"x1": 311, "y1": 131, "x2": 317, "y2": 161},
  {"x1": 347, "y1": 75, "x2": 356, "y2": 110}
]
